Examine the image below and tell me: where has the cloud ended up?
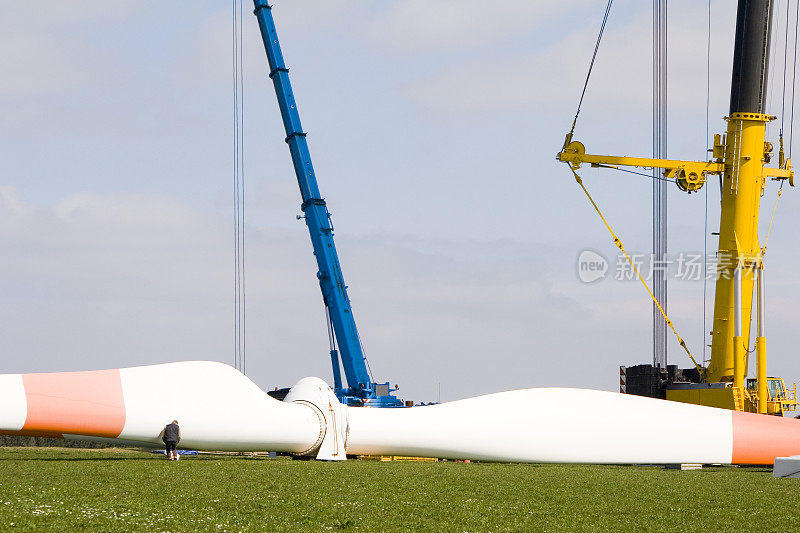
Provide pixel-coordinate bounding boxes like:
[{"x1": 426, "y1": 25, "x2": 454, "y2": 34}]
[{"x1": 0, "y1": 187, "x2": 32, "y2": 219}]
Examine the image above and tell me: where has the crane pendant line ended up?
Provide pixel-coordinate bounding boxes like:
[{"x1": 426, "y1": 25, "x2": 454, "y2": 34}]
[
  {"x1": 762, "y1": 181, "x2": 784, "y2": 253},
  {"x1": 252, "y1": 1, "x2": 398, "y2": 406},
  {"x1": 568, "y1": 167, "x2": 704, "y2": 375}
]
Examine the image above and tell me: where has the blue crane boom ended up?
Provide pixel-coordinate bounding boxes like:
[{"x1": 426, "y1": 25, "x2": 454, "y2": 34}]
[{"x1": 252, "y1": 0, "x2": 401, "y2": 407}]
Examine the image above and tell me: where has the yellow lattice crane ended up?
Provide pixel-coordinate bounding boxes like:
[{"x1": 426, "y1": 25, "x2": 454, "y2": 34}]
[{"x1": 558, "y1": 0, "x2": 796, "y2": 415}]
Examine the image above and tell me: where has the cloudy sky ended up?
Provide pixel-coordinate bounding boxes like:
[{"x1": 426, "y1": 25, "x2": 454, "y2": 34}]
[{"x1": 2, "y1": 1, "x2": 799, "y2": 403}]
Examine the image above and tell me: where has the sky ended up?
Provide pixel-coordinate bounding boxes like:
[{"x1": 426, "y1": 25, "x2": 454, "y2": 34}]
[{"x1": 2, "y1": 0, "x2": 799, "y2": 403}]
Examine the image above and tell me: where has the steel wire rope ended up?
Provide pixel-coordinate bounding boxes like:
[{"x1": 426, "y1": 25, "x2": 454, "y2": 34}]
[
  {"x1": 232, "y1": 0, "x2": 241, "y2": 372},
  {"x1": 762, "y1": 1, "x2": 791, "y2": 255},
  {"x1": 703, "y1": 0, "x2": 711, "y2": 367},
  {"x1": 231, "y1": 0, "x2": 246, "y2": 374},
  {"x1": 761, "y1": 1, "x2": 800, "y2": 256},
  {"x1": 763, "y1": 181, "x2": 785, "y2": 252},
  {"x1": 568, "y1": 168, "x2": 704, "y2": 374},
  {"x1": 760, "y1": 4, "x2": 796, "y2": 260},
  {"x1": 782, "y1": 0, "x2": 791, "y2": 138},
  {"x1": 790, "y1": 0, "x2": 800, "y2": 157},
  {"x1": 652, "y1": 0, "x2": 668, "y2": 370},
  {"x1": 766, "y1": 0, "x2": 783, "y2": 140},
  {"x1": 352, "y1": 309, "x2": 376, "y2": 385},
  {"x1": 239, "y1": 0, "x2": 247, "y2": 376},
  {"x1": 593, "y1": 164, "x2": 677, "y2": 183},
  {"x1": 566, "y1": 0, "x2": 613, "y2": 137}
]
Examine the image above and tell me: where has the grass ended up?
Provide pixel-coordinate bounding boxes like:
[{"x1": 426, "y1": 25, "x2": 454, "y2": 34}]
[{"x1": 1, "y1": 448, "x2": 800, "y2": 532}]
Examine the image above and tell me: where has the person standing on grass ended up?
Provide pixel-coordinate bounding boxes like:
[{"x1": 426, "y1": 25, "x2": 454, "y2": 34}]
[{"x1": 162, "y1": 420, "x2": 181, "y2": 461}]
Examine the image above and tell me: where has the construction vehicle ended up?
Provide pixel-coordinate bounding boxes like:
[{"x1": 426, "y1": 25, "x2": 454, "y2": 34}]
[
  {"x1": 252, "y1": 1, "x2": 402, "y2": 407},
  {"x1": 558, "y1": 0, "x2": 797, "y2": 415},
  {"x1": 746, "y1": 377, "x2": 797, "y2": 415}
]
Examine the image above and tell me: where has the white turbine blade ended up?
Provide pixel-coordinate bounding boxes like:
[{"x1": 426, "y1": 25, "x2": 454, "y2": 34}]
[
  {"x1": 347, "y1": 388, "x2": 733, "y2": 464},
  {"x1": 3, "y1": 362, "x2": 800, "y2": 464},
  {"x1": 0, "y1": 361, "x2": 322, "y2": 454}
]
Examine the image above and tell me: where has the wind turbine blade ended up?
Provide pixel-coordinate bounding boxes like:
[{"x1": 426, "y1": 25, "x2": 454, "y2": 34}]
[
  {"x1": 0, "y1": 361, "x2": 322, "y2": 454},
  {"x1": 3, "y1": 362, "x2": 800, "y2": 464}
]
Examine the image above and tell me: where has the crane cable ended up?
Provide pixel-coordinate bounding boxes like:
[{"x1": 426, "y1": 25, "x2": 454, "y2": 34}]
[
  {"x1": 763, "y1": 1, "x2": 799, "y2": 254},
  {"x1": 763, "y1": 182, "x2": 785, "y2": 253},
  {"x1": 568, "y1": 168, "x2": 704, "y2": 375},
  {"x1": 790, "y1": 0, "x2": 800, "y2": 158},
  {"x1": 781, "y1": 0, "x2": 791, "y2": 140},
  {"x1": 703, "y1": 0, "x2": 711, "y2": 367},
  {"x1": 232, "y1": 0, "x2": 246, "y2": 374},
  {"x1": 562, "y1": 0, "x2": 702, "y2": 375},
  {"x1": 565, "y1": 0, "x2": 613, "y2": 141}
]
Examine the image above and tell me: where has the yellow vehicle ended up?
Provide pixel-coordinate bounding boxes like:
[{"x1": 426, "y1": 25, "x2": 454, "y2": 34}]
[{"x1": 746, "y1": 378, "x2": 798, "y2": 416}]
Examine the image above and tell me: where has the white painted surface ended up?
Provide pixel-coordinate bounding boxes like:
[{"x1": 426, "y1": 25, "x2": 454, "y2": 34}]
[
  {"x1": 284, "y1": 377, "x2": 347, "y2": 460},
  {"x1": 347, "y1": 388, "x2": 734, "y2": 464},
  {"x1": 118, "y1": 361, "x2": 321, "y2": 452},
  {"x1": 0, "y1": 374, "x2": 26, "y2": 431},
  {"x1": 0, "y1": 363, "x2": 739, "y2": 463}
]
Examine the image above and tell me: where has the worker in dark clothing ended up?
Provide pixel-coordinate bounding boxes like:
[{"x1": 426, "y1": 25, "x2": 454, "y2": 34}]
[{"x1": 162, "y1": 420, "x2": 181, "y2": 460}]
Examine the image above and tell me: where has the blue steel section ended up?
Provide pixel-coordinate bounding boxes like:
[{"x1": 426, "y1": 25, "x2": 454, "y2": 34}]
[{"x1": 252, "y1": 1, "x2": 400, "y2": 407}]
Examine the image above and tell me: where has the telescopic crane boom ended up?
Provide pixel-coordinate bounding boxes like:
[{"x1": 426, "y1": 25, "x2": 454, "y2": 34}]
[{"x1": 252, "y1": 1, "x2": 401, "y2": 407}]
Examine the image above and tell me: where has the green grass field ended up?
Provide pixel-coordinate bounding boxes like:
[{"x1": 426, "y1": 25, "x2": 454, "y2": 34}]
[{"x1": 1, "y1": 448, "x2": 799, "y2": 532}]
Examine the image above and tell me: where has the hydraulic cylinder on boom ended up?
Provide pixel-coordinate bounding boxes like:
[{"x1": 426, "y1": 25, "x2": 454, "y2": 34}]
[
  {"x1": 558, "y1": 0, "x2": 796, "y2": 415},
  {"x1": 252, "y1": 1, "x2": 401, "y2": 407}
]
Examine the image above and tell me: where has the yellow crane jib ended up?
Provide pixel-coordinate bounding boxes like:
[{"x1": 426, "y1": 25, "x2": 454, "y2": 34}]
[
  {"x1": 558, "y1": 118, "x2": 794, "y2": 195},
  {"x1": 558, "y1": 139, "x2": 721, "y2": 193}
]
